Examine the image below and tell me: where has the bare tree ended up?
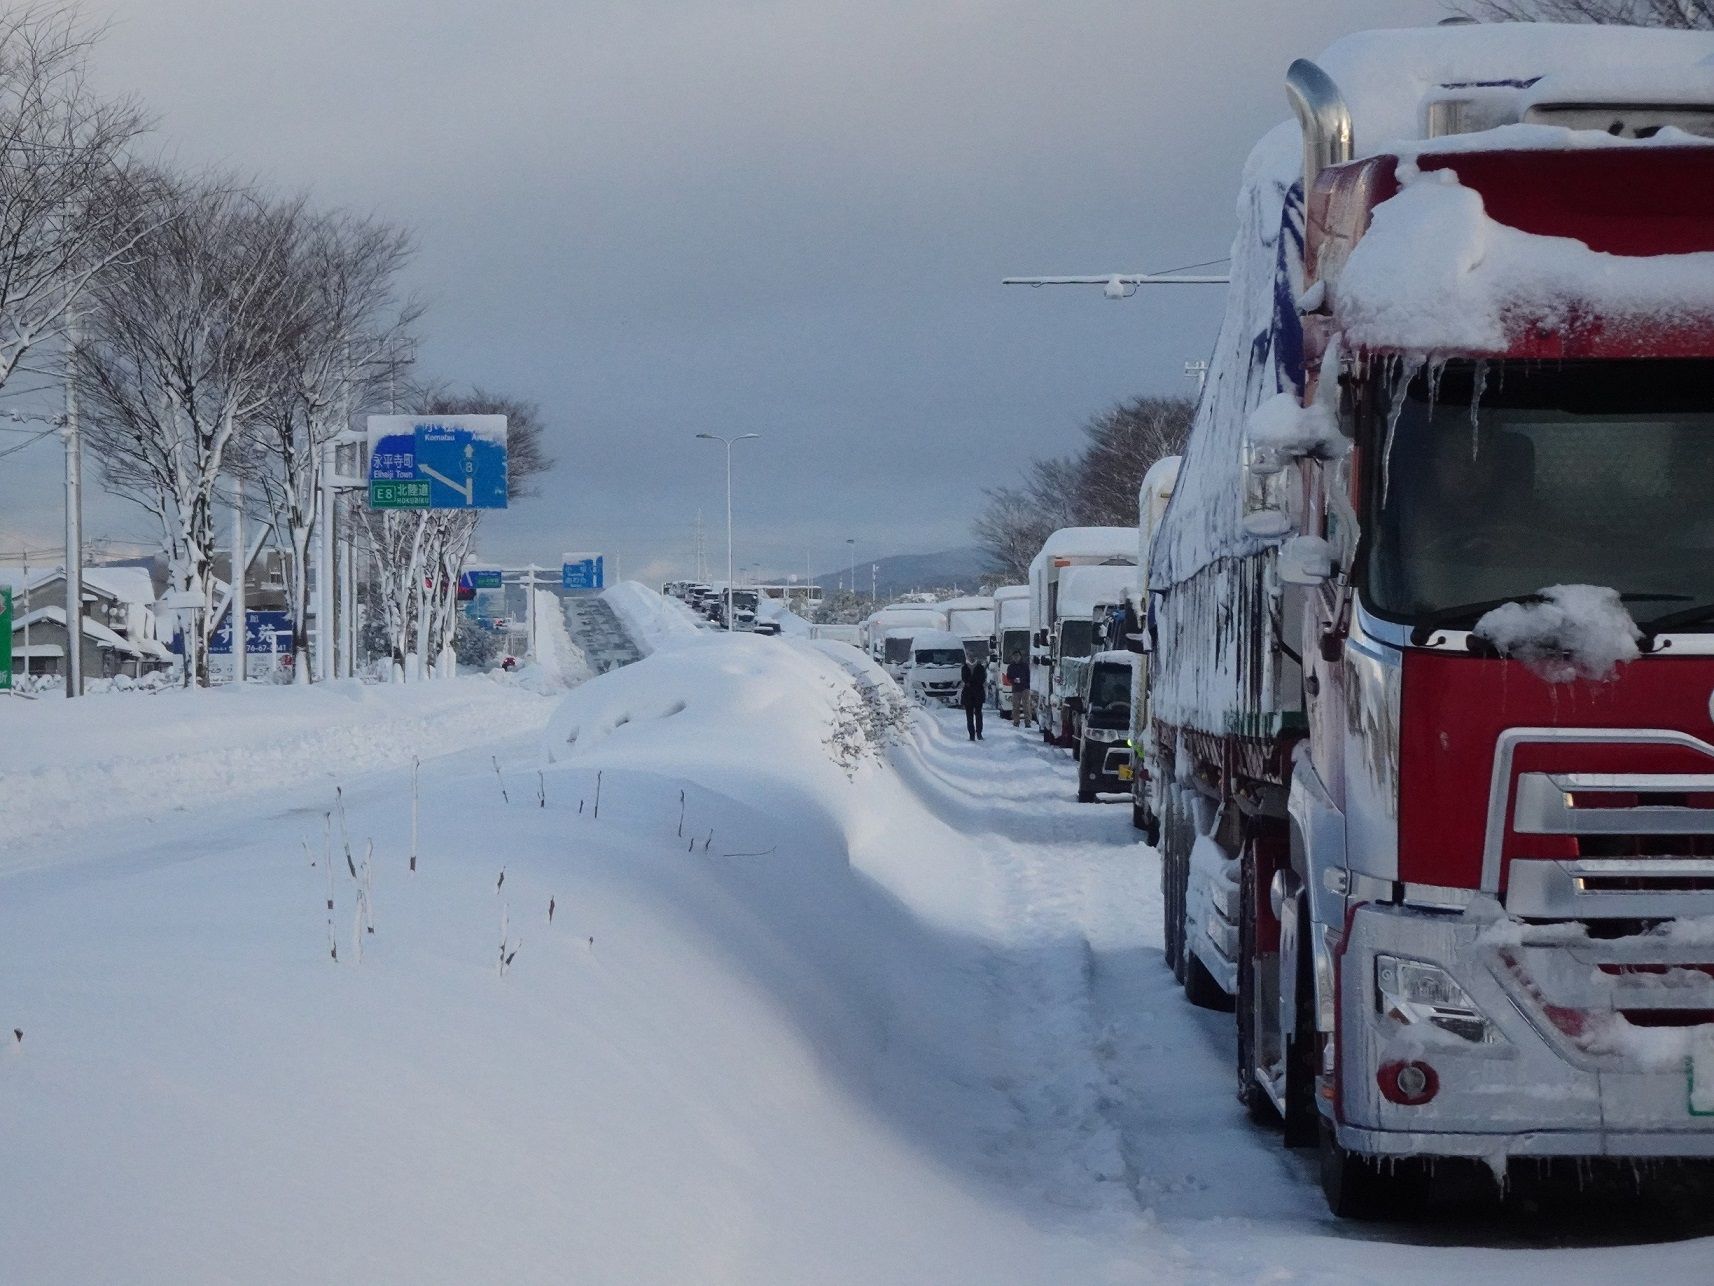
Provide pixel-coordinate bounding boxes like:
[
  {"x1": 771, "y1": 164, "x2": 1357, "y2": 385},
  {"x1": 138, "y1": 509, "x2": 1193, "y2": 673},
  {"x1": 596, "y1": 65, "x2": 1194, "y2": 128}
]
[
  {"x1": 246, "y1": 210, "x2": 418, "y2": 679},
  {"x1": 76, "y1": 179, "x2": 313, "y2": 685},
  {"x1": 1076, "y1": 396, "x2": 1194, "y2": 527},
  {"x1": 973, "y1": 396, "x2": 1192, "y2": 581},
  {"x1": 0, "y1": 3, "x2": 153, "y2": 392},
  {"x1": 1454, "y1": 0, "x2": 1713, "y2": 26}
]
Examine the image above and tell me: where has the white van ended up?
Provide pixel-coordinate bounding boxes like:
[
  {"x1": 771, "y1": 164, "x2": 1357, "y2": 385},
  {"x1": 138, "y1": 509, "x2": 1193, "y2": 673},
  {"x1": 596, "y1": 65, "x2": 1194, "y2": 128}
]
[{"x1": 902, "y1": 629, "x2": 967, "y2": 706}]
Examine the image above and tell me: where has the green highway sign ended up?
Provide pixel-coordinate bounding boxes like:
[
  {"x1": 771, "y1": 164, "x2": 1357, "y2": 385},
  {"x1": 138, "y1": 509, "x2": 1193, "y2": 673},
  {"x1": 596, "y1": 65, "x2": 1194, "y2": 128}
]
[
  {"x1": 1, "y1": 587, "x2": 11, "y2": 691},
  {"x1": 369, "y1": 479, "x2": 433, "y2": 509}
]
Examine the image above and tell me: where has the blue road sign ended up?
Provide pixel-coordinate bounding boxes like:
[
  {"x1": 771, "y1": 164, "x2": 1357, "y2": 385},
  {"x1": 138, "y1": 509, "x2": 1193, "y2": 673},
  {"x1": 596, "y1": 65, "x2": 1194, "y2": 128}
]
[
  {"x1": 562, "y1": 555, "x2": 605, "y2": 591},
  {"x1": 209, "y1": 610, "x2": 294, "y2": 655},
  {"x1": 367, "y1": 415, "x2": 508, "y2": 510}
]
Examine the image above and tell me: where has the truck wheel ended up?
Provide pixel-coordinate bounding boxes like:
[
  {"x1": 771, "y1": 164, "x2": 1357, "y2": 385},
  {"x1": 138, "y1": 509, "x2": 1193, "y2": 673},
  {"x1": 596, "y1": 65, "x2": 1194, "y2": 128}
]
[
  {"x1": 1076, "y1": 744, "x2": 1097, "y2": 803},
  {"x1": 1160, "y1": 790, "x2": 1187, "y2": 976},
  {"x1": 1236, "y1": 851, "x2": 1276, "y2": 1125},
  {"x1": 1318, "y1": 1121, "x2": 1426, "y2": 1220},
  {"x1": 1183, "y1": 940, "x2": 1233, "y2": 1011},
  {"x1": 1282, "y1": 914, "x2": 1320, "y2": 1149}
]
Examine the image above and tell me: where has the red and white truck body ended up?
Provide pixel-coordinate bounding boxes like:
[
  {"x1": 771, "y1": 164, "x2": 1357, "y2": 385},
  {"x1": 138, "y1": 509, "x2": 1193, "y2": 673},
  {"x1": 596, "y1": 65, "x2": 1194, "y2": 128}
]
[{"x1": 1141, "y1": 23, "x2": 1714, "y2": 1214}]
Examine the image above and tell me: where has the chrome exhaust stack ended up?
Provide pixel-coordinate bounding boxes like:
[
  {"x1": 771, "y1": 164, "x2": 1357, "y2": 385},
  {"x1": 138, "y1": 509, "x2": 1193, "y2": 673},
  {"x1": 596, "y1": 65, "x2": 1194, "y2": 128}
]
[{"x1": 1285, "y1": 59, "x2": 1353, "y2": 196}]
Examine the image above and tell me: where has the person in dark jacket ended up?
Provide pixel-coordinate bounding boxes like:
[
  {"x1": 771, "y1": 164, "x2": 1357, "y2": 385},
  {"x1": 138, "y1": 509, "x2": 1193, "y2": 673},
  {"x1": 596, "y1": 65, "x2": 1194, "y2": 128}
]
[
  {"x1": 960, "y1": 658, "x2": 987, "y2": 741},
  {"x1": 1005, "y1": 652, "x2": 1030, "y2": 726}
]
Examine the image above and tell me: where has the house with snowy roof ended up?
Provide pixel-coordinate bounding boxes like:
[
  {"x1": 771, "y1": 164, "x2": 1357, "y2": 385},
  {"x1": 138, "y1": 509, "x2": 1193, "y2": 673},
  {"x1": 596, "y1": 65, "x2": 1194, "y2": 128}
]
[{"x1": 2, "y1": 564, "x2": 176, "y2": 680}]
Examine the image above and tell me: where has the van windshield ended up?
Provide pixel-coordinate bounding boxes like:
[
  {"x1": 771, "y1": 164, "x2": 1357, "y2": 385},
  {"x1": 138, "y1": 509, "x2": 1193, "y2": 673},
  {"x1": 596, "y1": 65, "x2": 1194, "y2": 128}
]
[
  {"x1": 1362, "y1": 359, "x2": 1714, "y2": 627},
  {"x1": 914, "y1": 649, "x2": 964, "y2": 667},
  {"x1": 1089, "y1": 663, "x2": 1132, "y2": 709}
]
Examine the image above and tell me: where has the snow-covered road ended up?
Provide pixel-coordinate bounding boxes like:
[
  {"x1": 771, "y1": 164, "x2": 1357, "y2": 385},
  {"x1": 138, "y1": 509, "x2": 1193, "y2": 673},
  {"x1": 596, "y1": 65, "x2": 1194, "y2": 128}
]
[{"x1": 5, "y1": 629, "x2": 1714, "y2": 1283}]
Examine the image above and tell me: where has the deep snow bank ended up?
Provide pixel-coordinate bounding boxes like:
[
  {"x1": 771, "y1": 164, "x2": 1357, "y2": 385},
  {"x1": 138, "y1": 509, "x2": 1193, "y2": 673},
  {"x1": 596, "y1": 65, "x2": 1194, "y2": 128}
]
[{"x1": 0, "y1": 676, "x2": 554, "y2": 863}]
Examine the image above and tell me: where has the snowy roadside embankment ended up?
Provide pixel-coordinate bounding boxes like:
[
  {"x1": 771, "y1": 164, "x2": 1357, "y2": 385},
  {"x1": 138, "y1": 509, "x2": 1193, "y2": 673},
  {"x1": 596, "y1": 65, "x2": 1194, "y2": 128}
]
[
  {"x1": 0, "y1": 677, "x2": 555, "y2": 864},
  {"x1": 602, "y1": 579, "x2": 703, "y2": 654}
]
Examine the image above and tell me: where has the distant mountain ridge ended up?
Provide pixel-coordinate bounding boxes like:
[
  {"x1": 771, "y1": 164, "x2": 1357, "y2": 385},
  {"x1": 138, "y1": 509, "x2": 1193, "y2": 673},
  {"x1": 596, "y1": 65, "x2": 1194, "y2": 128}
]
[{"x1": 814, "y1": 546, "x2": 993, "y2": 599}]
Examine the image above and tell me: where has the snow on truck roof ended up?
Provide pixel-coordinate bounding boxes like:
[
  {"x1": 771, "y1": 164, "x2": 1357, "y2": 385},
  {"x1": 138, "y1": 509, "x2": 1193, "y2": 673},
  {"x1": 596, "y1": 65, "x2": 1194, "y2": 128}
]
[
  {"x1": 907, "y1": 630, "x2": 964, "y2": 652},
  {"x1": 993, "y1": 584, "x2": 1028, "y2": 601},
  {"x1": 1150, "y1": 22, "x2": 1714, "y2": 595},
  {"x1": 1029, "y1": 527, "x2": 1138, "y2": 567},
  {"x1": 1056, "y1": 564, "x2": 1138, "y2": 617},
  {"x1": 938, "y1": 596, "x2": 993, "y2": 612}
]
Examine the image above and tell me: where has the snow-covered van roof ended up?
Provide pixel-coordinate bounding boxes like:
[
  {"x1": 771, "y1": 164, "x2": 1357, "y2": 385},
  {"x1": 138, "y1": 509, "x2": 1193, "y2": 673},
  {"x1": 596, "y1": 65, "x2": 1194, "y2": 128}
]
[
  {"x1": 1056, "y1": 564, "x2": 1138, "y2": 618},
  {"x1": 1029, "y1": 527, "x2": 1138, "y2": 570},
  {"x1": 993, "y1": 584, "x2": 1028, "y2": 602},
  {"x1": 866, "y1": 604, "x2": 947, "y2": 629},
  {"x1": 1151, "y1": 22, "x2": 1714, "y2": 594},
  {"x1": 907, "y1": 629, "x2": 965, "y2": 653}
]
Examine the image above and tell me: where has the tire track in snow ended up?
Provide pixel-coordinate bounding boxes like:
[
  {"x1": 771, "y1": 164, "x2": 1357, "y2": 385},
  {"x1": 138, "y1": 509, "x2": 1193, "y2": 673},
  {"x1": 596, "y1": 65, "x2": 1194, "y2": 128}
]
[{"x1": 895, "y1": 710, "x2": 1149, "y2": 1215}]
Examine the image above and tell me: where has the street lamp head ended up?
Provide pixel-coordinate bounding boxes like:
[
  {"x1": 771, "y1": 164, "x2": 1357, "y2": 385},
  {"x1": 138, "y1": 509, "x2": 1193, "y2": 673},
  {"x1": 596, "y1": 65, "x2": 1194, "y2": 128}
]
[
  {"x1": 695, "y1": 432, "x2": 718, "y2": 441},
  {"x1": 736, "y1": 433, "x2": 760, "y2": 441}
]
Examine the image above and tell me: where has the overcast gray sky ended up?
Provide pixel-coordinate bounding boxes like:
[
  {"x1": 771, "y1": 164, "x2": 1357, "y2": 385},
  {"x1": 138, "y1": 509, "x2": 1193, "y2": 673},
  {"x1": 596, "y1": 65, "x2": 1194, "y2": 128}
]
[{"x1": 2, "y1": 0, "x2": 1444, "y2": 584}]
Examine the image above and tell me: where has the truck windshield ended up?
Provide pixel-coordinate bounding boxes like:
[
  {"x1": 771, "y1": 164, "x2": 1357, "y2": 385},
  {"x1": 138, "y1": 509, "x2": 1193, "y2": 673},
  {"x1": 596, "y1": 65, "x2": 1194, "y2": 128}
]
[
  {"x1": 1000, "y1": 629, "x2": 1029, "y2": 666},
  {"x1": 1058, "y1": 620, "x2": 1094, "y2": 658},
  {"x1": 883, "y1": 638, "x2": 911, "y2": 663},
  {"x1": 963, "y1": 639, "x2": 990, "y2": 663},
  {"x1": 1363, "y1": 359, "x2": 1714, "y2": 627},
  {"x1": 915, "y1": 649, "x2": 964, "y2": 666}
]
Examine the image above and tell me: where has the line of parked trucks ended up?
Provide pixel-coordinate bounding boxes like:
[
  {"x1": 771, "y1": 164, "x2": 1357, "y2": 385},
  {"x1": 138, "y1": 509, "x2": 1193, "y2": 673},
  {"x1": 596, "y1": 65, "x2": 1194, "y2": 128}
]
[{"x1": 1003, "y1": 21, "x2": 1714, "y2": 1220}]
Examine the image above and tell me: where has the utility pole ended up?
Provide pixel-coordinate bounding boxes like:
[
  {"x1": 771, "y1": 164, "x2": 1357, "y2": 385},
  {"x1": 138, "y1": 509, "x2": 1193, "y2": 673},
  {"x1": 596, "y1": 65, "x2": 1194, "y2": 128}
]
[
  {"x1": 231, "y1": 477, "x2": 246, "y2": 684},
  {"x1": 318, "y1": 432, "x2": 370, "y2": 682},
  {"x1": 871, "y1": 562, "x2": 877, "y2": 603},
  {"x1": 846, "y1": 538, "x2": 855, "y2": 599},
  {"x1": 1184, "y1": 359, "x2": 1210, "y2": 399},
  {"x1": 63, "y1": 310, "x2": 83, "y2": 699},
  {"x1": 524, "y1": 563, "x2": 539, "y2": 660}
]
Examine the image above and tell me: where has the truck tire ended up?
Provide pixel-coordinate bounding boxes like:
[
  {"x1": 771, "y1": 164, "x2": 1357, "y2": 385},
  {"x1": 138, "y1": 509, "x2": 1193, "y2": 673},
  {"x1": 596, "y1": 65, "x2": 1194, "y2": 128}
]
[
  {"x1": 1236, "y1": 850, "x2": 1276, "y2": 1125},
  {"x1": 1160, "y1": 789, "x2": 1188, "y2": 977},
  {"x1": 1076, "y1": 742, "x2": 1097, "y2": 803},
  {"x1": 1282, "y1": 911, "x2": 1320, "y2": 1150},
  {"x1": 1183, "y1": 941, "x2": 1232, "y2": 1011},
  {"x1": 1318, "y1": 1120, "x2": 1426, "y2": 1220}
]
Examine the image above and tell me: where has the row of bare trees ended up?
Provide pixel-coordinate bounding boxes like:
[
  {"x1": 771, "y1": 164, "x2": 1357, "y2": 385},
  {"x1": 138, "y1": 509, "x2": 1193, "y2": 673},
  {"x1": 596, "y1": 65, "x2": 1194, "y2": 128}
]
[
  {"x1": 1456, "y1": 0, "x2": 1712, "y2": 25},
  {"x1": 0, "y1": 4, "x2": 549, "y2": 686},
  {"x1": 973, "y1": 396, "x2": 1193, "y2": 583}
]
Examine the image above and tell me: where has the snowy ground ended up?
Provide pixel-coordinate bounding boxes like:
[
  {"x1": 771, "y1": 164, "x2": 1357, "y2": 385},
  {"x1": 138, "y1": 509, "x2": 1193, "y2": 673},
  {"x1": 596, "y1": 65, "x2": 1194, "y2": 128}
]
[{"x1": 4, "y1": 615, "x2": 1714, "y2": 1283}]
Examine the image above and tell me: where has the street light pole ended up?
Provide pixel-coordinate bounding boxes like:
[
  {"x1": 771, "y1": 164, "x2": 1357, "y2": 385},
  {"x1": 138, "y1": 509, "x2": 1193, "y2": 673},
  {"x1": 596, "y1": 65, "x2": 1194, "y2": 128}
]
[
  {"x1": 846, "y1": 538, "x2": 855, "y2": 600},
  {"x1": 695, "y1": 432, "x2": 759, "y2": 631},
  {"x1": 63, "y1": 310, "x2": 82, "y2": 698}
]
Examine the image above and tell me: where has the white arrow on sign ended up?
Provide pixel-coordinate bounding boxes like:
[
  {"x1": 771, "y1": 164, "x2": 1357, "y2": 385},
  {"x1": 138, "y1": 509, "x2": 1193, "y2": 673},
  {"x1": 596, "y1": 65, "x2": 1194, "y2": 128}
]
[{"x1": 418, "y1": 463, "x2": 474, "y2": 506}]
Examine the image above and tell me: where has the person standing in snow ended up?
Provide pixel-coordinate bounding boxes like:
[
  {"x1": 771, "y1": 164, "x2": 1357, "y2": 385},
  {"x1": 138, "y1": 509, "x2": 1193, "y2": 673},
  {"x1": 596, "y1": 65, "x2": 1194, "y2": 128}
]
[
  {"x1": 960, "y1": 656, "x2": 987, "y2": 741},
  {"x1": 1006, "y1": 650, "x2": 1030, "y2": 726}
]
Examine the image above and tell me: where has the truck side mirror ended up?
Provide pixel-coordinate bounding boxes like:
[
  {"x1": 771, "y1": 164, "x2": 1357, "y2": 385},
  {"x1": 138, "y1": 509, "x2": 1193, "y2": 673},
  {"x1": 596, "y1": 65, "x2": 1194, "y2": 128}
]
[
  {"x1": 1277, "y1": 535, "x2": 1335, "y2": 587},
  {"x1": 1034, "y1": 630, "x2": 1048, "y2": 648}
]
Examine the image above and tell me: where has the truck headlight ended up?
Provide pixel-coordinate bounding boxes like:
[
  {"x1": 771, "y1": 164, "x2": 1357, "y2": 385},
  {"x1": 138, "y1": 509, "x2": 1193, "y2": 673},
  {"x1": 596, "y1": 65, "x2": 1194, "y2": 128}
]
[{"x1": 1375, "y1": 954, "x2": 1499, "y2": 1045}]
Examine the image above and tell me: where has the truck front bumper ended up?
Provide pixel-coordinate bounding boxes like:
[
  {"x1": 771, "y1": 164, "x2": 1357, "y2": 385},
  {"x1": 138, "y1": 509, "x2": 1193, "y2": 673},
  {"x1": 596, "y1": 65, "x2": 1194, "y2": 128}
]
[{"x1": 1335, "y1": 900, "x2": 1714, "y2": 1161}]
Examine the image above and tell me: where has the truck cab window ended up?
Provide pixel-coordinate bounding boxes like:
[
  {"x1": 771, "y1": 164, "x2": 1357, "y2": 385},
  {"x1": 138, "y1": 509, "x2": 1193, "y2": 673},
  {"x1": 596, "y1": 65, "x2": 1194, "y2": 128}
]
[{"x1": 1360, "y1": 359, "x2": 1714, "y2": 627}]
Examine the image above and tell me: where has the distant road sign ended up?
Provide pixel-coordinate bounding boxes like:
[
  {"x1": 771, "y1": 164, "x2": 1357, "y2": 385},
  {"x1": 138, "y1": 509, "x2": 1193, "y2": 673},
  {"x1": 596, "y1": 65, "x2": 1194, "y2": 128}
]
[
  {"x1": 367, "y1": 415, "x2": 508, "y2": 510},
  {"x1": 562, "y1": 554, "x2": 605, "y2": 591}
]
